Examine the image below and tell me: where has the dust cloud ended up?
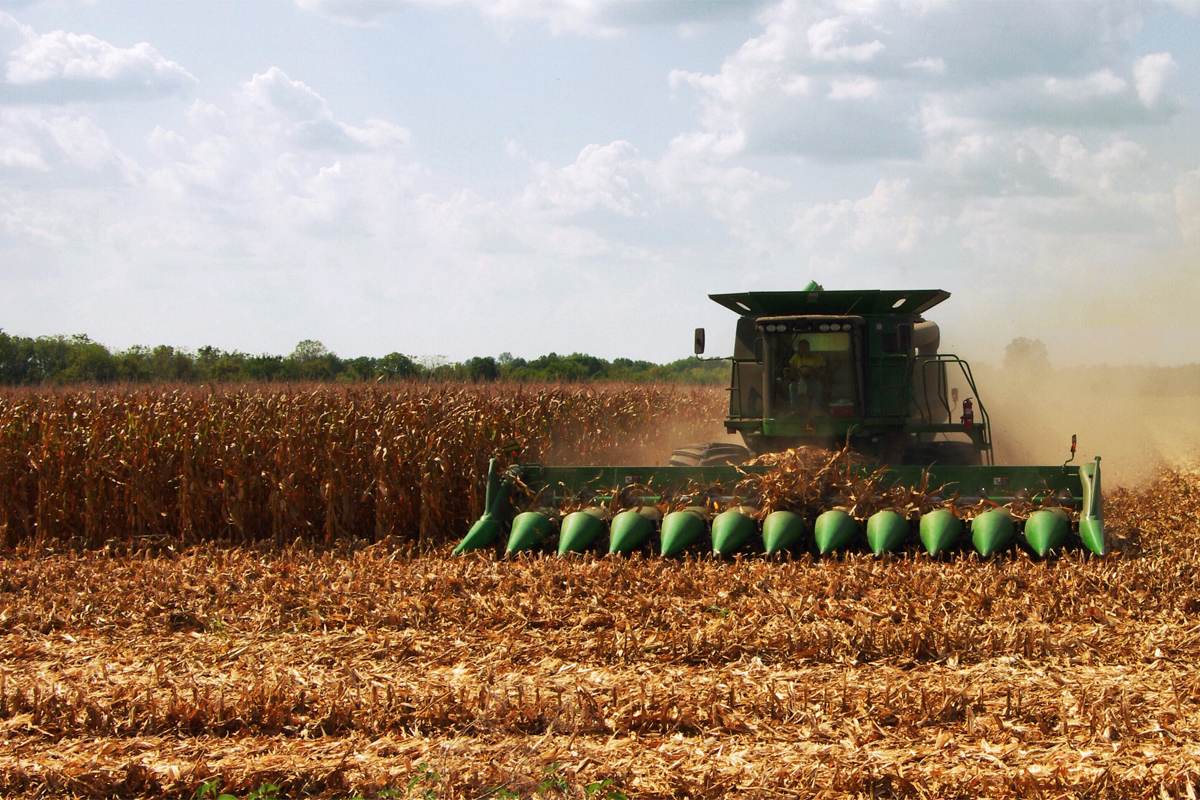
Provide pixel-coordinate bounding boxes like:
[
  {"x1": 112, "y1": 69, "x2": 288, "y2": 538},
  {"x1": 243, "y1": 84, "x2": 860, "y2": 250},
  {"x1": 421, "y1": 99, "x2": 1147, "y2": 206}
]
[
  {"x1": 540, "y1": 389, "x2": 732, "y2": 468},
  {"x1": 973, "y1": 349, "x2": 1200, "y2": 489}
]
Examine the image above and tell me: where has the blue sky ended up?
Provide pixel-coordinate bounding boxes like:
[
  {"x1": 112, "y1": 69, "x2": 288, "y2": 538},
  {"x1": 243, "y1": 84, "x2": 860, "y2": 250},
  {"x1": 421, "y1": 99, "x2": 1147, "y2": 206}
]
[{"x1": 0, "y1": 0, "x2": 1198, "y2": 366}]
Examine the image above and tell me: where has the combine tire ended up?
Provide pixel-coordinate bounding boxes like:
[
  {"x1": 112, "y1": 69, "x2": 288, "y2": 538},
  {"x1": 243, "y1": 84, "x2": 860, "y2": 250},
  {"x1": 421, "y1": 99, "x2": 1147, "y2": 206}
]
[
  {"x1": 901, "y1": 441, "x2": 978, "y2": 467},
  {"x1": 669, "y1": 442, "x2": 752, "y2": 467}
]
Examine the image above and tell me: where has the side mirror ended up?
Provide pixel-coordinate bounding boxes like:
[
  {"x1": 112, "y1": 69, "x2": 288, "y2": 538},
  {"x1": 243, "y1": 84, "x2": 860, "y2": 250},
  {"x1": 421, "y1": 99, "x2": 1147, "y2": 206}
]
[{"x1": 693, "y1": 328, "x2": 705, "y2": 355}]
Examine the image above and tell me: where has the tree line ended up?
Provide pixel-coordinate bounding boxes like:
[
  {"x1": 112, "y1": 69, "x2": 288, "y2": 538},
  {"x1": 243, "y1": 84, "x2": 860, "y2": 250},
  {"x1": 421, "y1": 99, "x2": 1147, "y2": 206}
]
[{"x1": 0, "y1": 330, "x2": 727, "y2": 386}]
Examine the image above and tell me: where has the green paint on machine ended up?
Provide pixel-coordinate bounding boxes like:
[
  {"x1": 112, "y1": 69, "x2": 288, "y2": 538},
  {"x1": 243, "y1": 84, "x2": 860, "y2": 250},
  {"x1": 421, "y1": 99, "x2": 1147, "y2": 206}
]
[
  {"x1": 661, "y1": 509, "x2": 706, "y2": 557},
  {"x1": 762, "y1": 510, "x2": 805, "y2": 555}
]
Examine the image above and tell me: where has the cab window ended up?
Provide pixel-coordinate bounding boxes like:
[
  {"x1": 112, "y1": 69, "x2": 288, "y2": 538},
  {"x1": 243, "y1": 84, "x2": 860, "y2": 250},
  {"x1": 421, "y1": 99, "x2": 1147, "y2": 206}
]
[{"x1": 771, "y1": 331, "x2": 857, "y2": 418}]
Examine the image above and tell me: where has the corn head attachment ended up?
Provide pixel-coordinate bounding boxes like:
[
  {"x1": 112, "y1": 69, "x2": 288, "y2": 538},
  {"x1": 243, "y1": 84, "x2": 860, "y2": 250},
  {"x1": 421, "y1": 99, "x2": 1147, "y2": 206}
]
[{"x1": 456, "y1": 455, "x2": 1106, "y2": 558}]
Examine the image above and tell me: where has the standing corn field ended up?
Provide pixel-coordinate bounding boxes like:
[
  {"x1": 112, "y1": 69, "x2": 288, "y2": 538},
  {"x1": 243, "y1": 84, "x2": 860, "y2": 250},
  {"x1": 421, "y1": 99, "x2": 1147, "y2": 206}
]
[{"x1": 0, "y1": 383, "x2": 727, "y2": 552}]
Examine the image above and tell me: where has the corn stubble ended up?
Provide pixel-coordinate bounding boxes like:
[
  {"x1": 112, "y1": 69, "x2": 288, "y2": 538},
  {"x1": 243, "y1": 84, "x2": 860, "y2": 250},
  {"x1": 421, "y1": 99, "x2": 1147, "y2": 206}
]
[{"x1": 2, "y1": 385, "x2": 1200, "y2": 799}]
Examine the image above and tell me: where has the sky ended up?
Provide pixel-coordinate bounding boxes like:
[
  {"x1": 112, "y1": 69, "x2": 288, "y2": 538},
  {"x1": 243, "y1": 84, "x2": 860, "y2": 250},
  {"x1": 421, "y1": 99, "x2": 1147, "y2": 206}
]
[{"x1": 0, "y1": 0, "x2": 1198, "y2": 367}]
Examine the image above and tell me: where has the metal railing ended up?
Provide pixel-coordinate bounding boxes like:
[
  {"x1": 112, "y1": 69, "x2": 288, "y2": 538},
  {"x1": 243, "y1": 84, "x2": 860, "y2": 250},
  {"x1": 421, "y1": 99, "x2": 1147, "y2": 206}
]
[{"x1": 913, "y1": 354, "x2": 993, "y2": 464}]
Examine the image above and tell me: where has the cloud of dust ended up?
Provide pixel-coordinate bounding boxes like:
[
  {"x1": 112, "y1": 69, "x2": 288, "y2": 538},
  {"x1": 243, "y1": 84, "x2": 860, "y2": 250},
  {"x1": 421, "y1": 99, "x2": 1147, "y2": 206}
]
[
  {"x1": 945, "y1": 236, "x2": 1200, "y2": 487},
  {"x1": 541, "y1": 390, "x2": 733, "y2": 467},
  {"x1": 974, "y1": 355, "x2": 1200, "y2": 488}
]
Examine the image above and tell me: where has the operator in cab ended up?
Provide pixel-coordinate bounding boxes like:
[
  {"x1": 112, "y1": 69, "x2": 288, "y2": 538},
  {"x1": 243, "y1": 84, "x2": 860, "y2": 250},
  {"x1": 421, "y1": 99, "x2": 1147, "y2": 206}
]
[{"x1": 785, "y1": 337, "x2": 827, "y2": 415}]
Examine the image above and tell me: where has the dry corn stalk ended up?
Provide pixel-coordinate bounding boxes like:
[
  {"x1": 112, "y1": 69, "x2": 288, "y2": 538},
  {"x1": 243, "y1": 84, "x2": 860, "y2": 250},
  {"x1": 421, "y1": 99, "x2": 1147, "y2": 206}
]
[{"x1": 0, "y1": 382, "x2": 726, "y2": 551}]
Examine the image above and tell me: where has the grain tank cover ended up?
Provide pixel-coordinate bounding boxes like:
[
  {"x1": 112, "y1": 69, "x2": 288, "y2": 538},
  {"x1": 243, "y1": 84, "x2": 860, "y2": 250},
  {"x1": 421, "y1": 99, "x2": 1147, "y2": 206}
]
[{"x1": 709, "y1": 289, "x2": 950, "y2": 317}]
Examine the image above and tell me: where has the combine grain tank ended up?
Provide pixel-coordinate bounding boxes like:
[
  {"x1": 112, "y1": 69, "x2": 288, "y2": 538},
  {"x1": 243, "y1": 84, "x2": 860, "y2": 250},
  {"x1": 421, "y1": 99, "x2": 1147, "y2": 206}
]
[{"x1": 456, "y1": 283, "x2": 1105, "y2": 559}]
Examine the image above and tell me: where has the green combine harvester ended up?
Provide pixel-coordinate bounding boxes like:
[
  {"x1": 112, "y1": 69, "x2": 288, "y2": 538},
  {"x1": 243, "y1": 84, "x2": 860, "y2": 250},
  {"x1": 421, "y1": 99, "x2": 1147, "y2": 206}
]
[{"x1": 456, "y1": 282, "x2": 1104, "y2": 559}]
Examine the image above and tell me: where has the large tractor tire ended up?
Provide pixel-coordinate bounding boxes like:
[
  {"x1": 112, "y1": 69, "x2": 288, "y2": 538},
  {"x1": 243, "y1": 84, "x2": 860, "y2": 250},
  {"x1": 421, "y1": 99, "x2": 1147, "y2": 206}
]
[
  {"x1": 669, "y1": 442, "x2": 752, "y2": 467},
  {"x1": 901, "y1": 441, "x2": 979, "y2": 467}
]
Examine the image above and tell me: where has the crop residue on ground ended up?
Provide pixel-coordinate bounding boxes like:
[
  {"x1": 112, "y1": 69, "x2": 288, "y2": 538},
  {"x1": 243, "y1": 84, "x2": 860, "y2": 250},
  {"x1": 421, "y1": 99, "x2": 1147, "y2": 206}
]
[{"x1": 2, "y1": 466, "x2": 1199, "y2": 798}]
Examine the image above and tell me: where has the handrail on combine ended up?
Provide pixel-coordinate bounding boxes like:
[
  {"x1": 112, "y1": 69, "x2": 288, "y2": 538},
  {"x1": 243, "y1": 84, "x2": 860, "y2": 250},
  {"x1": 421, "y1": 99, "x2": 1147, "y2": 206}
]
[{"x1": 912, "y1": 354, "x2": 994, "y2": 465}]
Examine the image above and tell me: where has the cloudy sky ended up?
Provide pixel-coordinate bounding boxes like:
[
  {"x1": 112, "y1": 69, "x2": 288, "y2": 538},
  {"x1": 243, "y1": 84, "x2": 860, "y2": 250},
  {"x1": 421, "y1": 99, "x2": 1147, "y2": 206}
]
[{"x1": 0, "y1": 0, "x2": 1197, "y2": 366}]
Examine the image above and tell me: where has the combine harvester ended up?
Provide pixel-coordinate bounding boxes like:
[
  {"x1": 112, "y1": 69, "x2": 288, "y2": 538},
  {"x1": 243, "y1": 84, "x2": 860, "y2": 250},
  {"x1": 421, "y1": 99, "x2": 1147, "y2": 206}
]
[{"x1": 456, "y1": 283, "x2": 1104, "y2": 559}]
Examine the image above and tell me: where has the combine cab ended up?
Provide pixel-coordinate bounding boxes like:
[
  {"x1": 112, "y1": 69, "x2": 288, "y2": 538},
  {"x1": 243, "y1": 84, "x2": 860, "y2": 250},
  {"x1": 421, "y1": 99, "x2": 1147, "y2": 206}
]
[{"x1": 456, "y1": 283, "x2": 1105, "y2": 559}]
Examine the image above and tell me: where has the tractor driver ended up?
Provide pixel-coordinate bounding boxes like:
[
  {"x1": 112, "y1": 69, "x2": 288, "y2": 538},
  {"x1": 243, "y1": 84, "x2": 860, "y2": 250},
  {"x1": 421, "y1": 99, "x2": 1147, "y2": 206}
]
[{"x1": 785, "y1": 337, "x2": 827, "y2": 414}]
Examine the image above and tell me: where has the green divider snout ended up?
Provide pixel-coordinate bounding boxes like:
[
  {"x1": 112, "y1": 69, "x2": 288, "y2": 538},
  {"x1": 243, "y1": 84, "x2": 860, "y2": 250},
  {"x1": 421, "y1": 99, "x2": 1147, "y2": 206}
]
[
  {"x1": 609, "y1": 507, "x2": 659, "y2": 555},
  {"x1": 814, "y1": 509, "x2": 858, "y2": 555},
  {"x1": 866, "y1": 510, "x2": 909, "y2": 556},
  {"x1": 558, "y1": 507, "x2": 608, "y2": 555},
  {"x1": 661, "y1": 508, "x2": 706, "y2": 557},
  {"x1": 712, "y1": 507, "x2": 756, "y2": 556},
  {"x1": 1078, "y1": 457, "x2": 1106, "y2": 556},
  {"x1": 919, "y1": 508, "x2": 962, "y2": 556},
  {"x1": 762, "y1": 510, "x2": 804, "y2": 555},
  {"x1": 1024, "y1": 508, "x2": 1069, "y2": 556},
  {"x1": 971, "y1": 508, "x2": 1014, "y2": 557},
  {"x1": 506, "y1": 511, "x2": 554, "y2": 555}
]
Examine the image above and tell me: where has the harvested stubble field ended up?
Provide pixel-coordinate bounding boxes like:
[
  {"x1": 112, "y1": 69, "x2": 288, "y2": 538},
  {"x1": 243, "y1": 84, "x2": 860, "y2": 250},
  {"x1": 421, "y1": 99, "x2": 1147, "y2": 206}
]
[{"x1": 1, "y1": 384, "x2": 1200, "y2": 799}]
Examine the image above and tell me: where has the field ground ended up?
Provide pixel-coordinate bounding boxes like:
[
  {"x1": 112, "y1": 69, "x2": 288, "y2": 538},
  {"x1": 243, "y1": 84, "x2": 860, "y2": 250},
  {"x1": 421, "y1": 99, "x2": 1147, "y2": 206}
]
[{"x1": 3, "y1": 467, "x2": 1200, "y2": 799}]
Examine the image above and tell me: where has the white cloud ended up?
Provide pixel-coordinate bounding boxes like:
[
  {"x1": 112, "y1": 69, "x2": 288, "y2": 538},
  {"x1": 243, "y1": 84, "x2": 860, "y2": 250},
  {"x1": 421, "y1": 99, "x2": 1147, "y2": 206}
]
[
  {"x1": 921, "y1": 119, "x2": 1153, "y2": 200},
  {"x1": 1042, "y1": 69, "x2": 1126, "y2": 99},
  {"x1": 295, "y1": 0, "x2": 769, "y2": 34},
  {"x1": 828, "y1": 76, "x2": 877, "y2": 100},
  {"x1": 651, "y1": 132, "x2": 786, "y2": 216},
  {"x1": 293, "y1": 0, "x2": 404, "y2": 24},
  {"x1": 0, "y1": 12, "x2": 34, "y2": 57},
  {"x1": 0, "y1": 105, "x2": 135, "y2": 176},
  {"x1": 669, "y1": 1, "x2": 1178, "y2": 163},
  {"x1": 518, "y1": 140, "x2": 646, "y2": 217},
  {"x1": 1132, "y1": 52, "x2": 1178, "y2": 108},
  {"x1": 793, "y1": 178, "x2": 923, "y2": 253},
  {"x1": 0, "y1": 108, "x2": 46, "y2": 169},
  {"x1": 236, "y1": 67, "x2": 412, "y2": 153},
  {"x1": 806, "y1": 15, "x2": 884, "y2": 62},
  {"x1": 42, "y1": 113, "x2": 123, "y2": 172},
  {"x1": 0, "y1": 192, "x2": 63, "y2": 245},
  {"x1": 2, "y1": 19, "x2": 196, "y2": 101},
  {"x1": 779, "y1": 74, "x2": 810, "y2": 95},
  {"x1": 907, "y1": 56, "x2": 945, "y2": 74},
  {"x1": 240, "y1": 67, "x2": 328, "y2": 121}
]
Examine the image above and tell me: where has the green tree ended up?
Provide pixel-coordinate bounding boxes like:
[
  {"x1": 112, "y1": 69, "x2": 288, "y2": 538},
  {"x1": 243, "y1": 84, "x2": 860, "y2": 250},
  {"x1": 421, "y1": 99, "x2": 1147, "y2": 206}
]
[
  {"x1": 465, "y1": 356, "x2": 499, "y2": 382},
  {"x1": 291, "y1": 339, "x2": 329, "y2": 362},
  {"x1": 58, "y1": 335, "x2": 118, "y2": 384},
  {"x1": 378, "y1": 352, "x2": 419, "y2": 378}
]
